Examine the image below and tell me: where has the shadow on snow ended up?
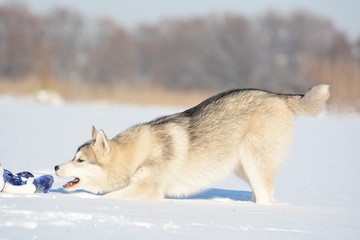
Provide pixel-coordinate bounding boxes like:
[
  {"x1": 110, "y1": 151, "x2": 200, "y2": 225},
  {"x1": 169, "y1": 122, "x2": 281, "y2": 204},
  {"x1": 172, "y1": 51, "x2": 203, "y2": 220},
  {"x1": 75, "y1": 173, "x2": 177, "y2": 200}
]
[
  {"x1": 51, "y1": 187, "x2": 252, "y2": 202},
  {"x1": 169, "y1": 188, "x2": 252, "y2": 202}
]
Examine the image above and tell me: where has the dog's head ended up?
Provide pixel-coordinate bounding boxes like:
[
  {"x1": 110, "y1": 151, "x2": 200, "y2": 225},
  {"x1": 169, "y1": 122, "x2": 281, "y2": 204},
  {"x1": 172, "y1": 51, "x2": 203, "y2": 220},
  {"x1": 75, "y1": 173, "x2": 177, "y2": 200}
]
[{"x1": 55, "y1": 126, "x2": 116, "y2": 194}]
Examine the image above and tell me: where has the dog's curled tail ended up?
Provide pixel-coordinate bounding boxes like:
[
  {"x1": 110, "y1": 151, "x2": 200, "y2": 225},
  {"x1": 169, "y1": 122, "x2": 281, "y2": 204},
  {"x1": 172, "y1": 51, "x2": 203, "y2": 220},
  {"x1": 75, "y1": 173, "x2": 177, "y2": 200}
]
[{"x1": 286, "y1": 84, "x2": 330, "y2": 116}]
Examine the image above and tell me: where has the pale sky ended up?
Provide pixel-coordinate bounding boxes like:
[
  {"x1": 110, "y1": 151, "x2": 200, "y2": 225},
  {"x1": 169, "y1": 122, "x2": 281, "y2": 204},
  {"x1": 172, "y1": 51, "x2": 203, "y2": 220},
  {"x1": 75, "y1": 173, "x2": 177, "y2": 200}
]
[{"x1": 1, "y1": 0, "x2": 359, "y2": 39}]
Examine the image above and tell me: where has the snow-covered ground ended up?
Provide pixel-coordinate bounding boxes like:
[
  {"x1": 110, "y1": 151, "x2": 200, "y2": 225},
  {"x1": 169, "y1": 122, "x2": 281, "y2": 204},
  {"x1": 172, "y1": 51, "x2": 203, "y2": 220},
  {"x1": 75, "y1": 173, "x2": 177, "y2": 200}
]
[{"x1": 0, "y1": 97, "x2": 359, "y2": 240}]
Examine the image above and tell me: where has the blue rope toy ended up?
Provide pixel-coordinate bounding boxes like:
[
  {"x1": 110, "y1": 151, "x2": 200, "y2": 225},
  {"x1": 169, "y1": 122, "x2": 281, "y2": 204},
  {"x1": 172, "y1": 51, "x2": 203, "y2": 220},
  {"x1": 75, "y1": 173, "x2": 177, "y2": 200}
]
[{"x1": 1, "y1": 163, "x2": 54, "y2": 193}]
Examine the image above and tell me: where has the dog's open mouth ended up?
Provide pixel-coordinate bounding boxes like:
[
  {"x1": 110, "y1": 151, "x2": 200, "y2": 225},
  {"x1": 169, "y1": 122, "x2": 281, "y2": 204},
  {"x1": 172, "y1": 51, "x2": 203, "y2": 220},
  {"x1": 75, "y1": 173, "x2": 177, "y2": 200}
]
[{"x1": 63, "y1": 178, "x2": 80, "y2": 188}]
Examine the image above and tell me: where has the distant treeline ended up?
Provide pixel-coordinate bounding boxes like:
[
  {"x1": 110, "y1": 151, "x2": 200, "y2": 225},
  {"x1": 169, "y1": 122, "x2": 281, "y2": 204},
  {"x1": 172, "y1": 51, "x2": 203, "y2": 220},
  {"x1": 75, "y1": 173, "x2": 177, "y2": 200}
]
[{"x1": 0, "y1": 3, "x2": 359, "y2": 109}]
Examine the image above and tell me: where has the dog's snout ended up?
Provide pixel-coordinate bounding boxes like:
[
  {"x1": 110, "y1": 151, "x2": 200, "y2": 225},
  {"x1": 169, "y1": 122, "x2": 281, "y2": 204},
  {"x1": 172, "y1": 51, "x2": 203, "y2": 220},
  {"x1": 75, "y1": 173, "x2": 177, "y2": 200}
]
[{"x1": 54, "y1": 165, "x2": 60, "y2": 171}]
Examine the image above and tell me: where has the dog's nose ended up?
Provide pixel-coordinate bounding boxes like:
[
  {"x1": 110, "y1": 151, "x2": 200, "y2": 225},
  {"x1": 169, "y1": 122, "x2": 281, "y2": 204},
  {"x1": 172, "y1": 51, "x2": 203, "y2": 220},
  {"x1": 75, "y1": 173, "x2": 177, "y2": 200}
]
[{"x1": 54, "y1": 165, "x2": 60, "y2": 171}]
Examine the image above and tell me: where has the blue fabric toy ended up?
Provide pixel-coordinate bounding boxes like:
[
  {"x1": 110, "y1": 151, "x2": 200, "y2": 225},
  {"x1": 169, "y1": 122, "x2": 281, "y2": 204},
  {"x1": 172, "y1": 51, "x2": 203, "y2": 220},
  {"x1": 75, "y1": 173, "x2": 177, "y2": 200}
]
[{"x1": 1, "y1": 163, "x2": 54, "y2": 193}]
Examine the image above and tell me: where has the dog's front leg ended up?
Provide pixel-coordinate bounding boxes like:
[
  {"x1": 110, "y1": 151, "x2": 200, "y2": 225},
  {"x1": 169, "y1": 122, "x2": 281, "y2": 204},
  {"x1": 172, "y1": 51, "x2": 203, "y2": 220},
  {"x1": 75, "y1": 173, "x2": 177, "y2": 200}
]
[
  {"x1": 103, "y1": 187, "x2": 130, "y2": 199},
  {"x1": 104, "y1": 181, "x2": 164, "y2": 200}
]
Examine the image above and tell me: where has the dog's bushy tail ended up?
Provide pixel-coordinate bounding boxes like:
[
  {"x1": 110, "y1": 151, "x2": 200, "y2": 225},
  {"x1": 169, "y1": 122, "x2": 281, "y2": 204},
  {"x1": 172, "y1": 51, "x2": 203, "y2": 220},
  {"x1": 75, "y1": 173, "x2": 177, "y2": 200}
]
[{"x1": 286, "y1": 84, "x2": 330, "y2": 116}]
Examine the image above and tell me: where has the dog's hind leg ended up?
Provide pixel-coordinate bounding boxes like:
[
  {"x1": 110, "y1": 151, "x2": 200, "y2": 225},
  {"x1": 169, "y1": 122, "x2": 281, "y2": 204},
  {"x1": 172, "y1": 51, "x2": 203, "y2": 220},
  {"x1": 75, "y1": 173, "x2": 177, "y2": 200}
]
[
  {"x1": 235, "y1": 133, "x2": 285, "y2": 204},
  {"x1": 235, "y1": 105, "x2": 294, "y2": 203},
  {"x1": 235, "y1": 158, "x2": 275, "y2": 204}
]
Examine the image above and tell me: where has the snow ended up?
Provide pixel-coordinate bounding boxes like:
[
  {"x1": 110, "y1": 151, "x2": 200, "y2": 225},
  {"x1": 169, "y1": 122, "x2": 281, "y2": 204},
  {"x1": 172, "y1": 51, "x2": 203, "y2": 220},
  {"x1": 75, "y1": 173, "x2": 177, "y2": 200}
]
[{"x1": 0, "y1": 97, "x2": 359, "y2": 239}]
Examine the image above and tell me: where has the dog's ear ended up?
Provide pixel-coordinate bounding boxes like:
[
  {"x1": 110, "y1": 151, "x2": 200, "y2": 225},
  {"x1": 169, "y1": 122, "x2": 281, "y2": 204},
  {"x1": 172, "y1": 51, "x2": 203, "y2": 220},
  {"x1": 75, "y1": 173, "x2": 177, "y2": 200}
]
[
  {"x1": 92, "y1": 126, "x2": 98, "y2": 140},
  {"x1": 94, "y1": 130, "x2": 110, "y2": 154}
]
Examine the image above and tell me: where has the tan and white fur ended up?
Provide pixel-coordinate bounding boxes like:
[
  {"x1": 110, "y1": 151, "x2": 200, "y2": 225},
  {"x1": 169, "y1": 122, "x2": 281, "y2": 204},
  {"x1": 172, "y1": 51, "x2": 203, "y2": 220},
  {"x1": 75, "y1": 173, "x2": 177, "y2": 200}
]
[{"x1": 55, "y1": 85, "x2": 330, "y2": 203}]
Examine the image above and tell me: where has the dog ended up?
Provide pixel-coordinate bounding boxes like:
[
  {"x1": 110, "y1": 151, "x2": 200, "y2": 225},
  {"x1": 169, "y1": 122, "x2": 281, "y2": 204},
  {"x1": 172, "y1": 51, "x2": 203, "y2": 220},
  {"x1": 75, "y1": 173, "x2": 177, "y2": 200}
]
[{"x1": 55, "y1": 85, "x2": 330, "y2": 203}]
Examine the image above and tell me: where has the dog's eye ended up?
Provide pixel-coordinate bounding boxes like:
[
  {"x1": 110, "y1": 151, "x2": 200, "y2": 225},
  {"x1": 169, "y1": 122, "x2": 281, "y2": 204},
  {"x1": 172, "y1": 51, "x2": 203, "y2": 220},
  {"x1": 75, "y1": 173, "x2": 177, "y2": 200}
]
[{"x1": 77, "y1": 159, "x2": 85, "y2": 163}]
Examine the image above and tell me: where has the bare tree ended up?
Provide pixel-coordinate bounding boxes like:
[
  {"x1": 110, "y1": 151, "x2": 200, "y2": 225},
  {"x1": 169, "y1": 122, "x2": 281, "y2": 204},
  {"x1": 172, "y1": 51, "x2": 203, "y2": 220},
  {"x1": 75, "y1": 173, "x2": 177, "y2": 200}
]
[
  {"x1": 0, "y1": 4, "x2": 357, "y2": 111},
  {"x1": 0, "y1": 4, "x2": 42, "y2": 79},
  {"x1": 44, "y1": 7, "x2": 85, "y2": 81},
  {"x1": 82, "y1": 18, "x2": 135, "y2": 85}
]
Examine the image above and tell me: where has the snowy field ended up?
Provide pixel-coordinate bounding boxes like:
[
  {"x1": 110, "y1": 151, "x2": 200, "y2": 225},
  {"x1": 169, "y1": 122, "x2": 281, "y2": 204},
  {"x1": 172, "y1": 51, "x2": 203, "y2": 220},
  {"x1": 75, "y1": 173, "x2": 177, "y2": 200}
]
[{"x1": 0, "y1": 97, "x2": 359, "y2": 240}]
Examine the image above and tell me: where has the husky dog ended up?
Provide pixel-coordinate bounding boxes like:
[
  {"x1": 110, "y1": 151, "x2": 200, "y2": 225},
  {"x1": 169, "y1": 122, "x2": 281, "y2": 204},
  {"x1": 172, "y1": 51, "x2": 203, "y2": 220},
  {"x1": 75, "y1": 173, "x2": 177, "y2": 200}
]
[{"x1": 55, "y1": 85, "x2": 330, "y2": 203}]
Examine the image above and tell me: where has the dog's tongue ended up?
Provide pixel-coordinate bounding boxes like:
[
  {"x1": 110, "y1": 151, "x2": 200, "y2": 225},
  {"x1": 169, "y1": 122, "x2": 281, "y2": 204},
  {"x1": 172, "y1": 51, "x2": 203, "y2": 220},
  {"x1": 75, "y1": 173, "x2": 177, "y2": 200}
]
[{"x1": 63, "y1": 178, "x2": 80, "y2": 188}]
